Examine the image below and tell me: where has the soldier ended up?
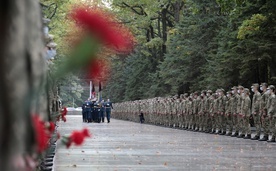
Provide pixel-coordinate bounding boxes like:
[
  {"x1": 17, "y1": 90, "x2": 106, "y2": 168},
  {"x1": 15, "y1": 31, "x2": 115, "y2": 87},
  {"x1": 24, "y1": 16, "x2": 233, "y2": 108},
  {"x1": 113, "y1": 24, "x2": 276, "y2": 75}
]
[
  {"x1": 82, "y1": 98, "x2": 91, "y2": 122},
  {"x1": 231, "y1": 86, "x2": 240, "y2": 137},
  {"x1": 211, "y1": 91, "x2": 219, "y2": 134},
  {"x1": 237, "y1": 85, "x2": 245, "y2": 138},
  {"x1": 182, "y1": 94, "x2": 189, "y2": 129},
  {"x1": 225, "y1": 91, "x2": 234, "y2": 136},
  {"x1": 267, "y1": 85, "x2": 276, "y2": 142},
  {"x1": 187, "y1": 95, "x2": 194, "y2": 130},
  {"x1": 198, "y1": 92, "x2": 204, "y2": 131},
  {"x1": 259, "y1": 83, "x2": 270, "y2": 141},
  {"x1": 82, "y1": 100, "x2": 86, "y2": 122},
  {"x1": 240, "y1": 88, "x2": 252, "y2": 139},
  {"x1": 205, "y1": 90, "x2": 213, "y2": 133},
  {"x1": 217, "y1": 89, "x2": 227, "y2": 135},
  {"x1": 251, "y1": 84, "x2": 262, "y2": 140},
  {"x1": 100, "y1": 100, "x2": 105, "y2": 123},
  {"x1": 105, "y1": 99, "x2": 113, "y2": 123}
]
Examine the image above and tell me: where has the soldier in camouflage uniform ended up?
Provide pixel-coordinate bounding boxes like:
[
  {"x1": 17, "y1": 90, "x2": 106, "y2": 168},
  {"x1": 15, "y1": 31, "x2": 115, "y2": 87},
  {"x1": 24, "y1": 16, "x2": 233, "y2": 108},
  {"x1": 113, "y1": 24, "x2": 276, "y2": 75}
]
[
  {"x1": 237, "y1": 85, "x2": 245, "y2": 138},
  {"x1": 251, "y1": 83, "x2": 262, "y2": 140},
  {"x1": 231, "y1": 86, "x2": 240, "y2": 137},
  {"x1": 267, "y1": 85, "x2": 276, "y2": 142},
  {"x1": 205, "y1": 90, "x2": 213, "y2": 133},
  {"x1": 225, "y1": 91, "x2": 234, "y2": 136},
  {"x1": 192, "y1": 92, "x2": 199, "y2": 131},
  {"x1": 240, "y1": 88, "x2": 252, "y2": 139},
  {"x1": 211, "y1": 91, "x2": 219, "y2": 134},
  {"x1": 198, "y1": 93, "x2": 204, "y2": 131},
  {"x1": 187, "y1": 95, "x2": 194, "y2": 130},
  {"x1": 259, "y1": 83, "x2": 270, "y2": 141},
  {"x1": 217, "y1": 89, "x2": 227, "y2": 135}
]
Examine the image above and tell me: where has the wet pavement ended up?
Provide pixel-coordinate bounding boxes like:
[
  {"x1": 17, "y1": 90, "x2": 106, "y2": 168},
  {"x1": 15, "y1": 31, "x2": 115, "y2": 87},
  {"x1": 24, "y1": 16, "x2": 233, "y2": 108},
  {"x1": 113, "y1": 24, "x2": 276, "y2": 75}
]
[{"x1": 54, "y1": 115, "x2": 276, "y2": 171}]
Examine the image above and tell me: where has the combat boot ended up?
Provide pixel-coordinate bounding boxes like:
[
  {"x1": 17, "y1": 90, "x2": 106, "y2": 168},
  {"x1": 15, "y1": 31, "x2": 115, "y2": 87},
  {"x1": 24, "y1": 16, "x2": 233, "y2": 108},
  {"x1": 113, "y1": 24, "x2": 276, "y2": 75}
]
[
  {"x1": 231, "y1": 132, "x2": 239, "y2": 137},
  {"x1": 219, "y1": 131, "x2": 226, "y2": 135},
  {"x1": 251, "y1": 135, "x2": 260, "y2": 140},
  {"x1": 244, "y1": 134, "x2": 251, "y2": 139},
  {"x1": 237, "y1": 134, "x2": 245, "y2": 138},
  {"x1": 217, "y1": 130, "x2": 222, "y2": 134},
  {"x1": 225, "y1": 132, "x2": 232, "y2": 136},
  {"x1": 259, "y1": 135, "x2": 269, "y2": 141},
  {"x1": 267, "y1": 136, "x2": 276, "y2": 143}
]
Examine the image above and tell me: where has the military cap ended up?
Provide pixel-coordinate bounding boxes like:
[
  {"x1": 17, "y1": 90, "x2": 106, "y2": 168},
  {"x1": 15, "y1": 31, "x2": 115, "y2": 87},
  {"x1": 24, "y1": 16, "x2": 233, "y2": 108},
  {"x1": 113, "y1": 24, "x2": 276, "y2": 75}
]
[
  {"x1": 238, "y1": 85, "x2": 244, "y2": 89},
  {"x1": 201, "y1": 90, "x2": 207, "y2": 94},
  {"x1": 268, "y1": 85, "x2": 275, "y2": 90},
  {"x1": 184, "y1": 93, "x2": 189, "y2": 97},
  {"x1": 244, "y1": 88, "x2": 250, "y2": 93},
  {"x1": 261, "y1": 83, "x2": 268, "y2": 87},
  {"x1": 219, "y1": 88, "x2": 225, "y2": 92},
  {"x1": 207, "y1": 90, "x2": 213, "y2": 93},
  {"x1": 227, "y1": 91, "x2": 232, "y2": 95},
  {"x1": 252, "y1": 83, "x2": 259, "y2": 87},
  {"x1": 231, "y1": 86, "x2": 237, "y2": 90}
]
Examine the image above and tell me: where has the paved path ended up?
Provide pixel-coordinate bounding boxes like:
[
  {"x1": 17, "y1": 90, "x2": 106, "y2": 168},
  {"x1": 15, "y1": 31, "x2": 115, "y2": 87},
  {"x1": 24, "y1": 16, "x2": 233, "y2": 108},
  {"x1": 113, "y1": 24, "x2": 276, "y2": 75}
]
[{"x1": 54, "y1": 115, "x2": 276, "y2": 171}]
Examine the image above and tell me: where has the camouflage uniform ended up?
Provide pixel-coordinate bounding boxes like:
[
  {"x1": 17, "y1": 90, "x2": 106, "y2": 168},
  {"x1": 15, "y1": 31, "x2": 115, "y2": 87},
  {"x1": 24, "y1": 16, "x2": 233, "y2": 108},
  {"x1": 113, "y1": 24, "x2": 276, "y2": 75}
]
[
  {"x1": 240, "y1": 88, "x2": 251, "y2": 138},
  {"x1": 267, "y1": 85, "x2": 276, "y2": 142}
]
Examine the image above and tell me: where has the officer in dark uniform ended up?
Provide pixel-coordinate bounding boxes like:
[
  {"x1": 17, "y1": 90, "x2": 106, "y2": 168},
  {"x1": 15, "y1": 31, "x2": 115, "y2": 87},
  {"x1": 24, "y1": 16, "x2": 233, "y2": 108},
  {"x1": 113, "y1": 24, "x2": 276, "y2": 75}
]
[
  {"x1": 105, "y1": 99, "x2": 113, "y2": 123},
  {"x1": 82, "y1": 102, "x2": 86, "y2": 122},
  {"x1": 83, "y1": 99, "x2": 92, "y2": 123},
  {"x1": 91, "y1": 99, "x2": 97, "y2": 122},
  {"x1": 100, "y1": 100, "x2": 105, "y2": 122},
  {"x1": 95, "y1": 101, "x2": 101, "y2": 123}
]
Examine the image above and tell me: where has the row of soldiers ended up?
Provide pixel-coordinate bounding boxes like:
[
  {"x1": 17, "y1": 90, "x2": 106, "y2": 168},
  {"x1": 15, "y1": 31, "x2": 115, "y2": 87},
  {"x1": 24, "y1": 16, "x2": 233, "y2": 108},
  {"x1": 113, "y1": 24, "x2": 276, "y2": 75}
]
[
  {"x1": 113, "y1": 83, "x2": 276, "y2": 142},
  {"x1": 82, "y1": 99, "x2": 113, "y2": 123}
]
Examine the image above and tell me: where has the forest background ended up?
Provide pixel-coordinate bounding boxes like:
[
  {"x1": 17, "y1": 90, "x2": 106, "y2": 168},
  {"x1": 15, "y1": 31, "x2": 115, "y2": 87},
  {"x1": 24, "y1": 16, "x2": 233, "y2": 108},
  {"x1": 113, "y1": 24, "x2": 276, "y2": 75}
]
[{"x1": 42, "y1": 0, "x2": 276, "y2": 104}]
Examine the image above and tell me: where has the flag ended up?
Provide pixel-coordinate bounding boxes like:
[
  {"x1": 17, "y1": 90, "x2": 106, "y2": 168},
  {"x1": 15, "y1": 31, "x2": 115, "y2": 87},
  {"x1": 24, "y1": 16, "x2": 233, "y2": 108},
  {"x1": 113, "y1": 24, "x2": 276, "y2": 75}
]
[
  {"x1": 91, "y1": 83, "x2": 96, "y2": 98},
  {"x1": 99, "y1": 81, "x2": 102, "y2": 101},
  {"x1": 99, "y1": 81, "x2": 102, "y2": 92}
]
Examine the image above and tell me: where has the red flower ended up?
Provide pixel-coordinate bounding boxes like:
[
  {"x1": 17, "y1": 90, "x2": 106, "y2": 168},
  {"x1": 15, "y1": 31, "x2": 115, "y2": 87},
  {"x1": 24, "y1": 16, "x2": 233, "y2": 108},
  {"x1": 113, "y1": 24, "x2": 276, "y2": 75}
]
[
  {"x1": 48, "y1": 122, "x2": 55, "y2": 133},
  {"x1": 64, "y1": 128, "x2": 91, "y2": 148},
  {"x1": 61, "y1": 107, "x2": 67, "y2": 117},
  {"x1": 62, "y1": 116, "x2": 67, "y2": 122},
  {"x1": 86, "y1": 58, "x2": 110, "y2": 80},
  {"x1": 71, "y1": 7, "x2": 134, "y2": 52},
  {"x1": 82, "y1": 128, "x2": 90, "y2": 137},
  {"x1": 32, "y1": 115, "x2": 50, "y2": 153}
]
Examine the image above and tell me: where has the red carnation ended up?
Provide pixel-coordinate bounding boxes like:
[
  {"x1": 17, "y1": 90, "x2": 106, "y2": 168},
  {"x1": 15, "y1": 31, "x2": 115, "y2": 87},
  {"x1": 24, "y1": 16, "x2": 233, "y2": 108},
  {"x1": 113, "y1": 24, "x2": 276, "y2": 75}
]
[
  {"x1": 64, "y1": 128, "x2": 91, "y2": 148},
  {"x1": 32, "y1": 115, "x2": 50, "y2": 153},
  {"x1": 71, "y1": 7, "x2": 134, "y2": 52},
  {"x1": 82, "y1": 128, "x2": 90, "y2": 137},
  {"x1": 61, "y1": 107, "x2": 67, "y2": 117},
  {"x1": 48, "y1": 122, "x2": 55, "y2": 133},
  {"x1": 86, "y1": 58, "x2": 110, "y2": 80}
]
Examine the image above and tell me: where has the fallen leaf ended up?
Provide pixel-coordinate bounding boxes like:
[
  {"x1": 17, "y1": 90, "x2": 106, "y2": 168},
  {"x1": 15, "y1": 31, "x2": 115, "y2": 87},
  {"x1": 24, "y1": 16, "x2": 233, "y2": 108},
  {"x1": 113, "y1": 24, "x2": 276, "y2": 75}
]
[
  {"x1": 164, "y1": 162, "x2": 168, "y2": 166},
  {"x1": 72, "y1": 164, "x2": 77, "y2": 167},
  {"x1": 216, "y1": 147, "x2": 223, "y2": 152}
]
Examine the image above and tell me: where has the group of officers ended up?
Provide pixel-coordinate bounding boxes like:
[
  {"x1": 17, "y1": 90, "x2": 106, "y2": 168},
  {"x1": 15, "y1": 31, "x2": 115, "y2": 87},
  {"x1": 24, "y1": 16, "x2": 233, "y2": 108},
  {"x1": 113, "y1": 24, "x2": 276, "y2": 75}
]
[
  {"x1": 113, "y1": 83, "x2": 276, "y2": 142},
  {"x1": 82, "y1": 98, "x2": 113, "y2": 123}
]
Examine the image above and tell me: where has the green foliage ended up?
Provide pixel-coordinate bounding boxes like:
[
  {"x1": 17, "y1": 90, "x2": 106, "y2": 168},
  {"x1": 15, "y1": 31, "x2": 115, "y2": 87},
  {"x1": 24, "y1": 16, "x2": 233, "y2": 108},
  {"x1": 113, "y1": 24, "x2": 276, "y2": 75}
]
[
  {"x1": 43, "y1": 0, "x2": 276, "y2": 102},
  {"x1": 238, "y1": 14, "x2": 267, "y2": 39}
]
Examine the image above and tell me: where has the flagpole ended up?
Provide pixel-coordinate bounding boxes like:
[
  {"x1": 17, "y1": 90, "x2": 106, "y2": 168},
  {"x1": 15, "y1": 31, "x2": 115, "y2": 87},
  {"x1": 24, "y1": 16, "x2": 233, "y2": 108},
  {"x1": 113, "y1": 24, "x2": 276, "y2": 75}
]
[{"x1": 89, "y1": 81, "x2": 92, "y2": 99}]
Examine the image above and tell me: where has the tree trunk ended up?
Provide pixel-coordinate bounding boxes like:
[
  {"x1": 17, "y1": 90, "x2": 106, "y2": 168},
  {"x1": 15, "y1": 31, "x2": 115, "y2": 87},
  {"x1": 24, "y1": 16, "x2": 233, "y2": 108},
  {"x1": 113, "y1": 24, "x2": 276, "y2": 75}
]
[
  {"x1": 161, "y1": 8, "x2": 167, "y2": 58},
  {"x1": 0, "y1": 0, "x2": 46, "y2": 170}
]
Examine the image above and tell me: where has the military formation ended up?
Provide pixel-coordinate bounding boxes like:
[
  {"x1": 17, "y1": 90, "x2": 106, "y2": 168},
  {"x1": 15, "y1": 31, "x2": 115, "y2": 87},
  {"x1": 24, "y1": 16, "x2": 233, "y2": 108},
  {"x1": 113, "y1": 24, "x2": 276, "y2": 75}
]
[
  {"x1": 113, "y1": 83, "x2": 276, "y2": 142},
  {"x1": 82, "y1": 98, "x2": 113, "y2": 123}
]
